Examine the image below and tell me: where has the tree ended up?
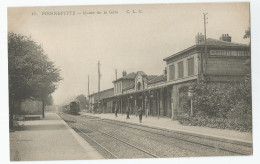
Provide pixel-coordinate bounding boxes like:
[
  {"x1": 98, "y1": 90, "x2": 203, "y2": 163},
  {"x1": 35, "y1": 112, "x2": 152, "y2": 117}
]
[
  {"x1": 243, "y1": 27, "x2": 251, "y2": 54},
  {"x1": 243, "y1": 27, "x2": 250, "y2": 39},
  {"x1": 76, "y1": 94, "x2": 88, "y2": 110},
  {"x1": 243, "y1": 27, "x2": 251, "y2": 111},
  {"x1": 45, "y1": 95, "x2": 54, "y2": 106},
  {"x1": 8, "y1": 32, "x2": 62, "y2": 124}
]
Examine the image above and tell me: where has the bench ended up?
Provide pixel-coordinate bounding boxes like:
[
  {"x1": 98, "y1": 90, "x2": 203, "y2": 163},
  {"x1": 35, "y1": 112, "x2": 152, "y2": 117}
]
[{"x1": 24, "y1": 115, "x2": 41, "y2": 121}]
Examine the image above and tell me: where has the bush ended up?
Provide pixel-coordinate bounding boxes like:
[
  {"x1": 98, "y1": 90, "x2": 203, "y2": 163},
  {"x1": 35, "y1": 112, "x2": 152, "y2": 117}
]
[
  {"x1": 178, "y1": 81, "x2": 252, "y2": 132},
  {"x1": 179, "y1": 86, "x2": 190, "y2": 114}
]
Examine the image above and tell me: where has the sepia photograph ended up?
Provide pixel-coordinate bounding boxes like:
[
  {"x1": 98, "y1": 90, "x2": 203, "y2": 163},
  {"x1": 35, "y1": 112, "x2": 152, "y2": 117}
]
[{"x1": 4, "y1": 1, "x2": 256, "y2": 162}]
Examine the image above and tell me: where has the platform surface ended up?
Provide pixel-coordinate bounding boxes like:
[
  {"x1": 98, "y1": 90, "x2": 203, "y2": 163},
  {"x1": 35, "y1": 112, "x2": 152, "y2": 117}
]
[{"x1": 9, "y1": 112, "x2": 104, "y2": 161}]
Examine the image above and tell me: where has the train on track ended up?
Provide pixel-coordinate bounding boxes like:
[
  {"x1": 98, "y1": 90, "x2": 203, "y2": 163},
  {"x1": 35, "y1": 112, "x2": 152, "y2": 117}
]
[{"x1": 62, "y1": 101, "x2": 80, "y2": 115}]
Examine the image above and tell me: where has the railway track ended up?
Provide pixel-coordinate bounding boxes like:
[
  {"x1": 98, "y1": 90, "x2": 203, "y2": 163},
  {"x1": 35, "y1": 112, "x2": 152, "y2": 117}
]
[
  {"x1": 59, "y1": 113, "x2": 160, "y2": 158},
  {"x1": 68, "y1": 122, "x2": 118, "y2": 158},
  {"x1": 79, "y1": 114, "x2": 252, "y2": 156},
  {"x1": 98, "y1": 118, "x2": 252, "y2": 155},
  {"x1": 59, "y1": 113, "x2": 252, "y2": 158}
]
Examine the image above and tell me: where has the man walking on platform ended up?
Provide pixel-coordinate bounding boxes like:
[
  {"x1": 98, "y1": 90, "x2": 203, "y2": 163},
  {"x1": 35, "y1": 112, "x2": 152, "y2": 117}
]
[
  {"x1": 138, "y1": 106, "x2": 143, "y2": 123},
  {"x1": 126, "y1": 106, "x2": 130, "y2": 119}
]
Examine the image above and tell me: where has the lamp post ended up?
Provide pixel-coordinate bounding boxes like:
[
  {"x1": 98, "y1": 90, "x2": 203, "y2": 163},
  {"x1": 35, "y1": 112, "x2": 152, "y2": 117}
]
[
  {"x1": 188, "y1": 86, "x2": 194, "y2": 117},
  {"x1": 157, "y1": 90, "x2": 160, "y2": 119},
  {"x1": 145, "y1": 95, "x2": 148, "y2": 118},
  {"x1": 135, "y1": 95, "x2": 137, "y2": 117},
  {"x1": 130, "y1": 95, "x2": 133, "y2": 114},
  {"x1": 171, "y1": 97, "x2": 174, "y2": 120},
  {"x1": 150, "y1": 92, "x2": 154, "y2": 116}
]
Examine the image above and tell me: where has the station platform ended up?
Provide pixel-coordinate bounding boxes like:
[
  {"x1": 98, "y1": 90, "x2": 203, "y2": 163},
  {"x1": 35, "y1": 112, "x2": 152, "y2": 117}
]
[
  {"x1": 9, "y1": 112, "x2": 104, "y2": 161},
  {"x1": 81, "y1": 112, "x2": 252, "y2": 145}
]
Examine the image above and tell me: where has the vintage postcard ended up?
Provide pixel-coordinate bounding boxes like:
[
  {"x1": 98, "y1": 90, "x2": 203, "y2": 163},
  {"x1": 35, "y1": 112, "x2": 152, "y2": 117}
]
[{"x1": 7, "y1": 2, "x2": 252, "y2": 162}]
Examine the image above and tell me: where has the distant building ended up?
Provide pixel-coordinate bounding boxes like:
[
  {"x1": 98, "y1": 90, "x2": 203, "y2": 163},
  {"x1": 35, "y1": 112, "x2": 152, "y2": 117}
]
[{"x1": 88, "y1": 88, "x2": 114, "y2": 113}]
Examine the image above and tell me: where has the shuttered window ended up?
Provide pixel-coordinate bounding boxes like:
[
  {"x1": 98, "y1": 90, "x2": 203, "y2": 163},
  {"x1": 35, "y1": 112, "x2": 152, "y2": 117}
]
[
  {"x1": 178, "y1": 61, "x2": 184, "y2": 78},
  {"x1": 118, "y1": 83, "x2": 120, "y2": 93},
  {"x1": 169, "y1": 64, "x2": 175, "y2": 80},
  {"x1": 187, "y1": 58, "x2": 194, "y2": 76},
  {"x1": 119, "y1": 83, "x2": 121, "y2": 93}
]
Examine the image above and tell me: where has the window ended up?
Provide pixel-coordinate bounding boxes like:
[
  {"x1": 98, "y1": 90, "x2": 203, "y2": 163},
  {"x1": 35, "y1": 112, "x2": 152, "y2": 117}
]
[
  {"x1": 117, "y1": 83, "x2": 120, "y2": 93},
  {"x1": 169, "y1": 64, "x2": 175, "y2": 80},
  {"x1": 115, "y1": 84, "x2": 117, "y2": 93},
  {"x1": 178, "y1": 61, "x2": 184, "y2": 78},
  {"x1": 119, "y1": 83, "x2": 121, "y2": 93},
  {"x1": 137, "y1": 82, "x2": 141, "y2": 90},
  {"x1": 187, "y1": 58, "x2": 194, "y2": 76}
]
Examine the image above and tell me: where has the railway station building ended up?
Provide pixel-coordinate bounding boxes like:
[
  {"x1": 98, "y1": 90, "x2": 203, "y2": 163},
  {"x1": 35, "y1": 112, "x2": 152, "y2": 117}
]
[
  {"x1": 88, "y1": 88, "x2": 114, "y2": 113},
  {"x1": 163, "y1": 33, "x2": 250, "y2": 119},
  {"x1": 111, "y1": 70, "x2": 168, "y2": 118},
  {"x1": 89, "y1": 33, "x2": 250, "y2": 120}
]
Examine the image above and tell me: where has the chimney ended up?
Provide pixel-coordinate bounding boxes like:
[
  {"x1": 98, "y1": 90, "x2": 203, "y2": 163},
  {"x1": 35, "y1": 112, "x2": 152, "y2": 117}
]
[
  {"x1": 219, "y1": 33, "x2": 231, "y2": 42},
  {"x1": 122, "y1": 70, "x2": 127, "y2": 77},
  {"x1": 195, "y1": 32, "x2": 205, "y2": 44}
]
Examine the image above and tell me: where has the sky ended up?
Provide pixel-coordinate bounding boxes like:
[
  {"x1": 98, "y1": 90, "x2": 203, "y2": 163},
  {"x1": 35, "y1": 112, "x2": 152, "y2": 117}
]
[{"x1": 7, "y1": 2, "x2": 250, "y2": 105}]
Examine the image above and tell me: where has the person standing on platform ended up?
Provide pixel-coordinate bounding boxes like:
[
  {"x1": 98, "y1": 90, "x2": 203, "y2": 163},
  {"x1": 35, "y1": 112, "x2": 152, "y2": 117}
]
[
  {"x1": 126, "y1": 106, "x2": 130, "y2": 119},
  {"x1": 138, "y1": 106, "x2": 143, "y2": 123},
  {"x1": 115, "y1": 103, "x2": 118, "y2": 118},
  {"x1": 91, "y1": 105, "x2": 94, "y2": 114}
]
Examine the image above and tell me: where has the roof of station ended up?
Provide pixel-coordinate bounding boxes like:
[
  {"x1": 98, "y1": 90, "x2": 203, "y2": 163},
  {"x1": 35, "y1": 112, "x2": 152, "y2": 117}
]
[
  {"x1": 88, "y1": 87, "x2": 114, "y2": 98},
  {"x1": 148, "y1": 74, "x2": 167, "y2": 84},
  {"x1": 163, "y1": 38, "x2": 249, "y2": 61},
  {"x1": 112, "y1": 72, "x2": 136, "y2": 83}
]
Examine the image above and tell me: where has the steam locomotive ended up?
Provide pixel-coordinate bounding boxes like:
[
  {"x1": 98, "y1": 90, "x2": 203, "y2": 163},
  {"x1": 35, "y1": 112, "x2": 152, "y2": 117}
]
[{"x1": 62, "y1": 101, "x2": 80, "y2": 115}]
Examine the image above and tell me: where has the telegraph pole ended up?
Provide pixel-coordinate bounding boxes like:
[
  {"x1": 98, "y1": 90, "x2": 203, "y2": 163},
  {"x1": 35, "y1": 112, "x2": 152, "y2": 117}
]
[
  {"x1": 98, "y1": 61, "x2": 101, "y2": 93},
  {"x1": 203, "y1": 13, "x2": 208, "y2": 72},
  {"x1": 88, "y1": 74, "x2": 91, "y2": 112},
  {"x1": 203, "y1": 13, "x2": 208, "y2": 43},
  {"x1": 98, "y1": 61, "x2": 101, "y2": 112},
  {"x1": 88, "y1": 75, "x2": 89, "y2": 96}
]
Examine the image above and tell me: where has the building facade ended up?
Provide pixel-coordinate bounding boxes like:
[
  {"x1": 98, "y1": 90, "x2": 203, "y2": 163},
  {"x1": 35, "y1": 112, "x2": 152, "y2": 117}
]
[
  {"x1": 111, "y1": 71, "x2": 168, "y2": 118},
  {"x1": 89, "y1": 33, "x2": 250, "y2": 120},
  {"x1": 164, "y1": 33, "x2": 250, "y2": 119},
  {"x1": 88, "y1": 88, "x2": 114, "y2": 113}
]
